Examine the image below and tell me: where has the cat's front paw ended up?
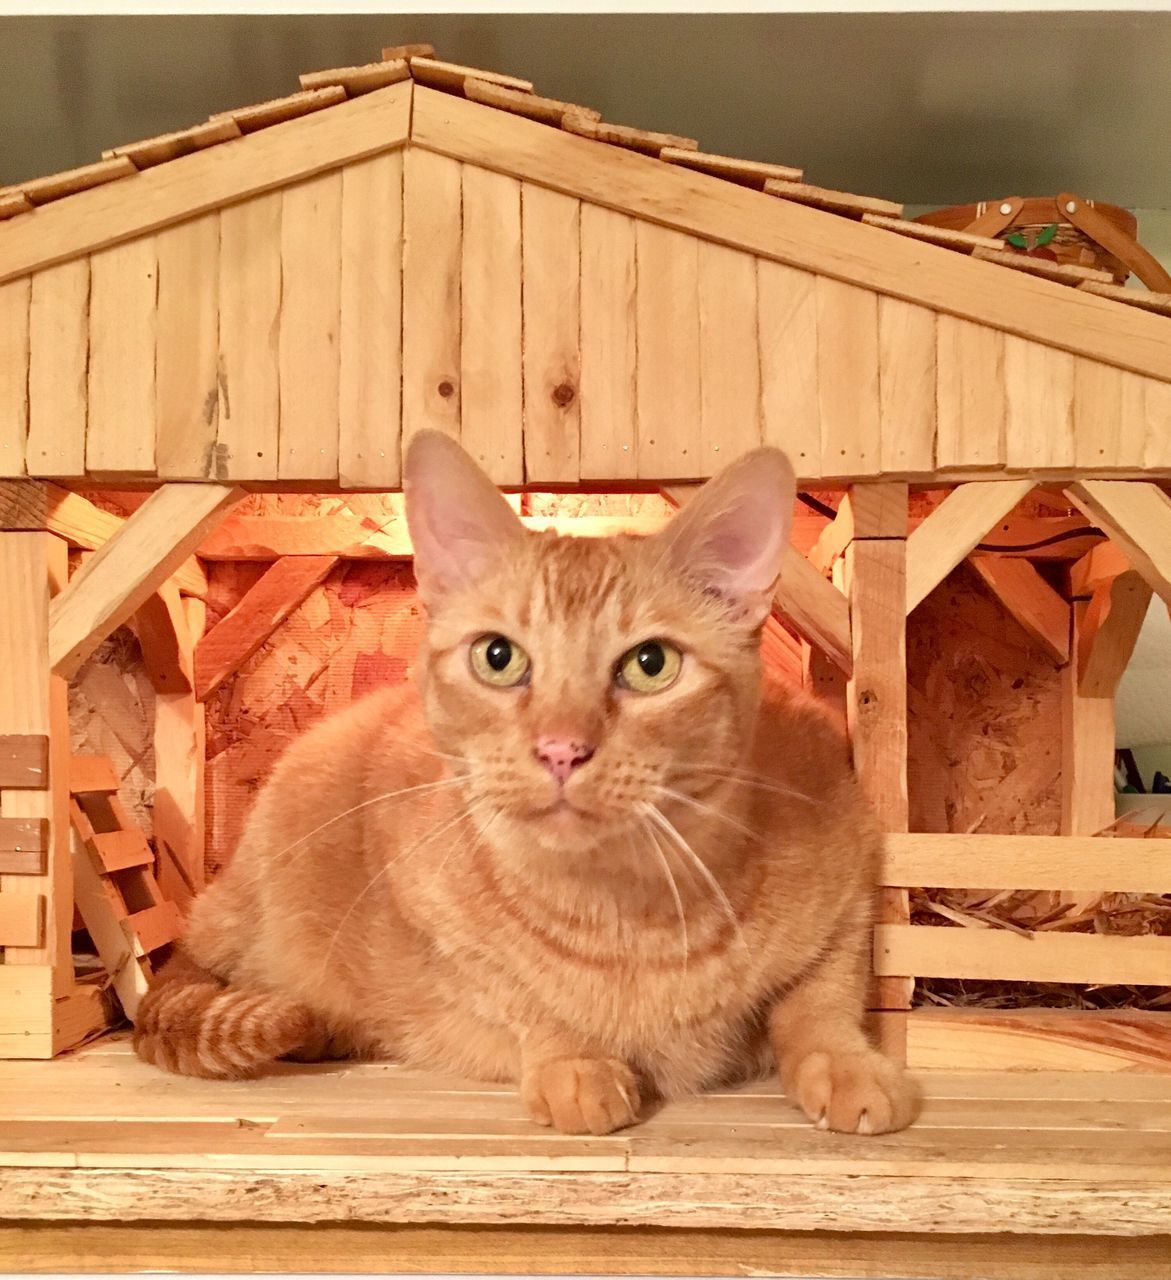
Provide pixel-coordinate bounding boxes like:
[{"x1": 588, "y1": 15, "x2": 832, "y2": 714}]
[
  {"x1": 785, "y1": 1048, "x2": 919, "y2": 1135},
  {"x1": 523, "y1": 1057, "x2": 640, "y2": 1135}
]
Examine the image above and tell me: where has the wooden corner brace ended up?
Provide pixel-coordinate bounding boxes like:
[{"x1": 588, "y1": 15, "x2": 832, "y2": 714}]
[{"x1": 48, "y1": 484, "x2": 242, "y2": 680}]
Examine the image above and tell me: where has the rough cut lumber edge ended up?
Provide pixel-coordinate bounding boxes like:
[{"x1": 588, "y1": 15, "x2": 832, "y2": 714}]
[
  {"x1": 48, "y1": 484, "x2": 242, "y2": 679},
  {"x1": 3, "y1": 1167, "x2": 1169, "y2": 1236},
  {"x1": 104, "y1": 118, "x2": 241, "y2": 169},
  {"x1": 0, "y1": 191, "x2": 33, "y2": 219},
  {"x1": 5, "y1": 1223, "x2": 1171, "y2": 1279},
  {"x1": 409, "y1": 88, "x2": 1171, "y2": 383},
  {"x1": 900, "y1": 1008, "x2": 1171, "y2": 1074},
  {"x1": 15, "y1": 157, "x2": 135, "y2": 206},
  {"x1": 0, "y1": 276, "x2": 29, "y2": 478},
  {"x1": 1064, "y1": 481, "x2": 1171, "y2": 607},
  {"x1": 0, "y1": 482, "x2": 205, "y2": 597},
  {"x1": 882, "y1": 832, "x2": 1171, "y2": 893},
  {"x1": 1079, "y1": 281, "x2": 1171, "y2": 318},
  {"x1": 210, "y1": 86, "x2": 346, "y2": 133},
  {"x1": 408, "y1": 56, "x2": 533, "y2": 95},
  {"x1": 905, "y1": 480, "x2": 1036, "y2": 613},
  {"x1": 875, "y1": 923, "x2": 1171, "y2": 987},
  {"x1": 562, "y1": 113, "x2": 698, "y2": 157},
  {"x1": 971, "y1": 246, "x2": 1113, "y2": 286},
  {"x1": 861, "y1": 213, "x2": 1002, "y2": 253},
  {"x1": 967, "y1": 555, "x2": 1070, "y2": 665},
  {"x1": 0, "y1": 80, "x2": 413, "y2": 286},
  {"x1": 660, "y1": 147, "x2": 803, "y2": 187},
  {"x1": 464, "y1": 79, "x2": 600, "y2": 128},
  {"x1": 764, "y1": 179, "x2": 902, "y2": 219},
  {"x1": 194, "y1": 556, "x2": 339, "y2": 701},
  {"x1": 299, "y1": 60, "x2": 411, "y2": 96}
]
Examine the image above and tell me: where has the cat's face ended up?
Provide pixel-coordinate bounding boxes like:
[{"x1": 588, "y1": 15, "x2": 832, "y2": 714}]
[{"x1": 404, "y1": 434, "x2": 796, "y2": 864}]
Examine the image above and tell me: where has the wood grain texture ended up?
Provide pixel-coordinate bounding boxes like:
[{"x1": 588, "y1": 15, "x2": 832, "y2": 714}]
[
  {"x1": 0, "y1": 277, "x2": 29, "y2": 478},
  {"x1": 339, "y1": 152, "x2": 403, "y2": 489},
  {"x1": 1073, "y1": 361, "x2": 1145, "y2": 471},
  {"x1": 935, "y1": 316, "x2": 1006, "y2": 471},
  {"x1": 1066, "y1": 480, "x2": 1171, "y2": 607},
  {"x1": 0, "y1": 82, "x2": 411, "y2": 286},
  {"x1": 195, "y1": 556, "x2": 338, "y2": 700},
  {"x1": 1078, "y1": 570, "x2": 1152, "y2": 698},
  {"x1": 460, "y1": 165, "x2": 523, "y2": 485},
  {"x1": 48, "y1": 484, "x2": 241, "y2": 679},
  {"x1": 402, "y1": 149, "x2": 462, "y2": 448},
  {"x1": 698, "y1": 240, "x2": 761, "y2": 473},
  {"x1": 968, "y1": 555, "x2": 1070, "y2": 665},
  {"x1": 877, "y1": 298, "x2": 935, "y2": 476},
  {"x1": 757, "y1": 261, "x2": 820, "y2": 478},
  {"x1": 1004, "y1": 336, "x2": 1076, "y2": 470},
  {"x1": 875, "y1": 924, "x2": 1171, "y2": 988},
  {"x1": 635, "y1": 222, "x2": 700, "y2": 479},
  {"x1": 816, "y1": 277, "x2": 879, "y2": 476},
  {"x1": 579, "y1": 205, "x2": 637, "y2": 480},
  {"x1": 278, "y1": 173, "x2": 342, "y2": 481},
  {"x1": 883, "y1": 832, "x2": 1171, "y2": 894},
  {"x1": 905, "y1": 480, "x2": 1035, "y2": 613},
  {"x1": 1062, "y1": 599, "x2": 1116, "y2": 838},
  {"x1": 217, "y1": 192, "x2": 281, "y2": 481},
  {"x1": 86, "y1": 237, "x2": 157, "y2": 475},
  {"x1": 776, "y1": 549, "x2": 853, "y2": 676},
  {"x1": 26, "y1": 260, "x2": 88, "y2": 478},
  {"x1": 155, "y1": 213, "x2": 220, "y2": 479},
  {"x1": 522, "y1": 183, "x2": 581, "y2": 484}
]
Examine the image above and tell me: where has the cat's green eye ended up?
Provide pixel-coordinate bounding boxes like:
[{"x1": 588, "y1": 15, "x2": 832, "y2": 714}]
[
  {"x1": 617, "y1": 640, "x2": 682, "y2": 695},
  {"x1": 470, "y1": 634, "x2": 531, "y2": 688}
]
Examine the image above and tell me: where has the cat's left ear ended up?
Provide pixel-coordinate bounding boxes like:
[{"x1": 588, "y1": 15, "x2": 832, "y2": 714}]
[{"x1": 656, "y1": 447, "x2": 796, "y2": 627}]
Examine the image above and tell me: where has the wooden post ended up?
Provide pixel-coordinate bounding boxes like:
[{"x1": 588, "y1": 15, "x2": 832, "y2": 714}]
[
  {"x1": 842, "y1": 483, "x2": 911, "y2": 1061},
  {"x1": 0, "y1": 527, "x2": 108, "y2": 1057}
]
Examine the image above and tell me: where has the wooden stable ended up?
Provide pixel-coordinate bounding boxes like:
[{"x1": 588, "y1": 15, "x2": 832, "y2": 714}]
[{"x1": 1, "y1": 44, "x2": 1170, "y2": 1275}]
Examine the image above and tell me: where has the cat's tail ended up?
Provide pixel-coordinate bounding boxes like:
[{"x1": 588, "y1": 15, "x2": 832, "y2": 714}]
[{"x1": 132, "y1": 950, "x2": 316, "y2": 1080}]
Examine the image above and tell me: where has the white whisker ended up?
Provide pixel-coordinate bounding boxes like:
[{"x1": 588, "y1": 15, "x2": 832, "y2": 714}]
[
  {"x1": 677, "y1": 765, "x2": 826, "y2": 806},
  {"x1": 656, "y1": 785, "x2": 760, "y2": 842}
]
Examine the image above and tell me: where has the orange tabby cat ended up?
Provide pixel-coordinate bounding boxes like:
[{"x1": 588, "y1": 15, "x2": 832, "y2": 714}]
[{"x1": 135, "y1": 432, "x2": 918, "y2": 1136}]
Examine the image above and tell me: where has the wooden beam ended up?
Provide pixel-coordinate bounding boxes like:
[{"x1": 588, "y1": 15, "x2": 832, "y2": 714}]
[
  {"x1": 905, "y1": 480, "x2": 1035, "y2": 612},
  {"x1": 1068, "y1": 540, "x2": 1132, "y2": 597},
  {"x1": 48, "y1": 484, "x2": 241, "y2": 679},
  {"x1": 1078, "y1": 570, "x2": 1152, "y2": 698},
  {"x1": 1061, "y1": 599, "x2": 1115, "y2": 837},
  {"x1": 0, "y1": 481, "x2": 206, "y2": 596},
  {"x1": 882, "y1": 832, "x2": 1171, "y2": 894},
  {"x1": 412, "y1": 87, "x2": 1171, "y2": 383},
  {"x1": 776, "y1": 548, "x2": 852, "y2": 676},
  {"x1": 194, "y1": 555, "x2": 338, "y2": 700},
  {"x1": 133, "y1": 586, "x2": 193, "y2": 695},
  {"x1": 1065, "y1": 480, "x2": 1171, "y2": 606},
  {"x1": 968, "y1": 555, "x2": 1070, "y2": 665},
  {"x1": 0, "y1": 81, "x2": 412, "y2": 285}
]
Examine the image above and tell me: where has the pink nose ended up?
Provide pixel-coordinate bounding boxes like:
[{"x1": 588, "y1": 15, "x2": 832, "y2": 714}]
[{"x1": 534, "y1": 737, "x2": 595, "y2": 785}]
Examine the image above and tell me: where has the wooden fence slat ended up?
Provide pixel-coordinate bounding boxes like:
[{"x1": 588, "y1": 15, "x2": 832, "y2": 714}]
[
  {"x1": 878, "y1": 298, "x2": 935, "y2": 475},
  {"x1": 522, "y1": 183, "x2": 581, "y2": 484},
  {"x1": 86, "y1": 238, "x2": 157, "y2": 475},
  {"x1": 635, "y1": 222, "x2": 700, "y2": 479},
  {"x1": 883, "y1": 832, "x2": 1171, "y2": 894},
  {"x1": 1140, "y1": 376, "x2": 1171, "y2": 470},
  {"x1": 757, "y1": 261, "x2": 820, "y2": 479},
  {"x1": 1073, "y1": 361, "x2": 1138, "y2": 471},
  {"x1": 217, "y1": 192, "x2": 281, "y2": 481},
  {"x1": 935, "y1": 316, "x2": 1005, "y2": 471},
  {"x1": 0, "y1": 277, "x2": 30, "y2": 478},
  {"x1": 402, "y1": 148, "x2": 462, "y2": 450},
  {"x1": 579, "y1": 205, "x2": 637, "y2": 480},
  {"x1": 278, "y1": 173, "x2": 342, "y2": 481},
  {"x1": 27, "y1": 261, "x2": 89, "y2": 479},
  {"x1": 876, "y1": 923, "x2": 1171, "y2": 988},
  {"x1": 816, "y1": 277, "x2": 879, "y2": 476},
  {"x1": 968, "y1": 555, "x2": 1070, "y2": 665},
  {"x1": 460, "y1": 165, "x2": 523, "y2": 486},
  {"x1": 339, "y1": 151, "x2": 403, "y2": 489},
  {"x1": 1004, "y1": 336, "x2": 1075, "y2": 470},
  {"x1": 0, "y1": 893, "x2": 43, "y2": 947},
  {"x1": 698, "y1": 240, "x2": 761, "y2": 473},
  {"x1": 155, "y1": 213, "x2": 220, "y2": 479}
]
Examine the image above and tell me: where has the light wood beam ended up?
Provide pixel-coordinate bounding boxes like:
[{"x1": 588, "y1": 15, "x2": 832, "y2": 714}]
[
  {"x1": 968, "y1": 555, "x2": 1070, "y2": 665},
  {"x1": 1065, "y1": 480, "x2": 1171, "y2": 606}
]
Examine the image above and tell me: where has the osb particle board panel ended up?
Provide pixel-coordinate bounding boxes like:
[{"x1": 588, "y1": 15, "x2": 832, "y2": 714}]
[{"x1": 906, "y1": 563, "x2": 1062, "y2": 838}]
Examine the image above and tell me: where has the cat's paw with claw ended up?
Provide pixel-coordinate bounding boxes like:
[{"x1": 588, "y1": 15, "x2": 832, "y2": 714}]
[
  {"x1": 785, "y1": 1048, "x2": 919, "y2": 1135},
  {"x1": 523, "y1": 1057, "x2": 640, "y2": 1134}
]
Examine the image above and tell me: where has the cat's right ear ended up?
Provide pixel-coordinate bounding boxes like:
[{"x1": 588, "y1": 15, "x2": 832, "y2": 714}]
[{"x1": 404, "y1": 431, "x2": 526, "y2": 604}]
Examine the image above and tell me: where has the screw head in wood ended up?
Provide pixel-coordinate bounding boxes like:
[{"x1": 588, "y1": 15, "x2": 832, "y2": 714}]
[
  {"x1": 1065, "y1": 200, "x2": 1077, "y2": 214},
  {"x1": 999, "y1": 202, "x2": 1013, "y2": 215}
]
